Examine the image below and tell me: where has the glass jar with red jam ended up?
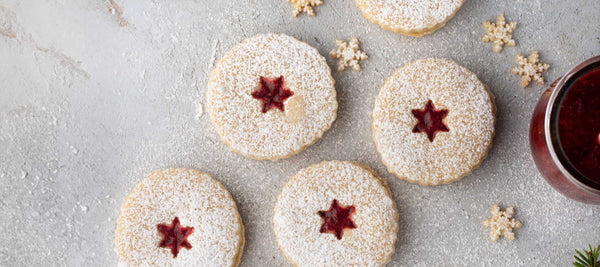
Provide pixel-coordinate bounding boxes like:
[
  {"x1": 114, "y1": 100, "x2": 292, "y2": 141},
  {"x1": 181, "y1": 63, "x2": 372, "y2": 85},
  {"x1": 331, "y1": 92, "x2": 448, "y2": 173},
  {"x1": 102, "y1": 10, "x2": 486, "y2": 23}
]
[{"x1": 530, "y1": 55, "x2": 600, "y2": 204}]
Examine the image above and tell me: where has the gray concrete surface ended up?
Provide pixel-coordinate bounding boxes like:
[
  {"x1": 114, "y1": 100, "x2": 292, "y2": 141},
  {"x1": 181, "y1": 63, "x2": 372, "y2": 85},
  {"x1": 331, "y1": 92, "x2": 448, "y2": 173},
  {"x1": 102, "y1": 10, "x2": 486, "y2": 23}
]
[{"x1": 1, "y1": 0, "x2": 599, "y2": 266}]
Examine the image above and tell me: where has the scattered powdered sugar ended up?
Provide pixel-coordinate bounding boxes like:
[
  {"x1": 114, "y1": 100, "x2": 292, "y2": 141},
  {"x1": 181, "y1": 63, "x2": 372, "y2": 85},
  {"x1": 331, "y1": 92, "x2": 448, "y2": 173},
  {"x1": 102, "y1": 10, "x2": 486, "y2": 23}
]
[
  {"x1": 206, "y1": 33, "x2": 337, "y2": 160},
  {"x1": 79, "y1": 204, "x2": 89, "y2": 214},
  {"x1": 372, "y1": 58, "x2": 495, "y2": 185},
  {"x1": 355, "y1": 0, "x2": 464, "y2": 35},
  {"x1": 115, "y1": 168, "x2": 244, "y2": 266},
  {"x1": 69, "y1": 144, "x2": 79, "y2": 154},
  {"x1": 274, "y1": 161, "x2": 398, "y2": 266}
]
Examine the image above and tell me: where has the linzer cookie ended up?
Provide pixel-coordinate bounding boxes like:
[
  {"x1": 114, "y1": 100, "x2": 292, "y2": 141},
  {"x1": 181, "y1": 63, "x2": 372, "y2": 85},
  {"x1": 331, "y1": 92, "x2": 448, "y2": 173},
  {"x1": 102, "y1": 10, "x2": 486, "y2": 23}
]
[
  {"x1": 207, "y1": 33, "x2": 337, "y2": 160},
  {"x1": 115, "y1": 168, "x2": 244, "y2": 266},
  {"x1": 372, "y1": 58, "x2": 496, "y2": 185},
  {"x1": 273, "y1": 161, "x2": 399, "y2": 266},
  {"x1": 355, "y1": 0, "x2": 465, "y2": 37}
]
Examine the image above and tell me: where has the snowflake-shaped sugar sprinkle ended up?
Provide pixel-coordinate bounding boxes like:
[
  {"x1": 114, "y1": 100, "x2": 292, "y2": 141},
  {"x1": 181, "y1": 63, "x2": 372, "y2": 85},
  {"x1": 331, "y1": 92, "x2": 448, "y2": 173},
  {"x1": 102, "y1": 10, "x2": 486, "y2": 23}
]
[
  {"x1": 511, "y1": 51, "x2": 550, "y2": 88},
  {"x1": 287, "y1": 0, "x2": 323, "y2": 17},
  {"x1": 482, "y1": 14, "x2": 517, "y2": 53},
  {"x1": 329, "y1": 38, "x2": 368, "y2": 72},
  {"x1": 483, "y1": 204, "x2": 522, "y2": 241}
]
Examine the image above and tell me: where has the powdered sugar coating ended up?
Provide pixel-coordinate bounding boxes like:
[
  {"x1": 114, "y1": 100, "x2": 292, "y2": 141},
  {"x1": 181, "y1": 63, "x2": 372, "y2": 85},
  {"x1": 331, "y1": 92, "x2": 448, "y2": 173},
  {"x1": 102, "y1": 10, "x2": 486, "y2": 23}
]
[
  {"x1": 207, "y1": 33, "x2": 337, "y2": 160},
  {"x1": 372, "y1": 58, "x2": 496, "y2": 185},
  {"x1": 115, "y1": 168, "x2": 244, "y2": 266},
  {"x1": 274, "y1": 161, "x2": 399, "y2": 266},
  {"x1": 355, "y1": 0, "x2": 464, "y2": 36}
]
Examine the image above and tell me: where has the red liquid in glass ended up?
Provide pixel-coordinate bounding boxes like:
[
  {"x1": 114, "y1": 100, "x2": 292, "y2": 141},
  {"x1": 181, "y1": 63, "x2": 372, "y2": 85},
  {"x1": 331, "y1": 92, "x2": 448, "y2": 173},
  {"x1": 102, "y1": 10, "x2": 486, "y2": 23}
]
[
  {"x1": 558, "y1": 68, "x2": 600, "y2": 183},
  {"x1": 530, "y1": 57, "x2": 600, "y2": 204}
]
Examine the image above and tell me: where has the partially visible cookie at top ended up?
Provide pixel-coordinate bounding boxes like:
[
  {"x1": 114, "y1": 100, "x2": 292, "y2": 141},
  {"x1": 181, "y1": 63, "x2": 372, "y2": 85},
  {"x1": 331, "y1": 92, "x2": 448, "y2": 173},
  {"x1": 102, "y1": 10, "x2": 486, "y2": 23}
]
[
  {"x1": 206, "y1": 33, "x2": 337, "y2": 160},
  {"x1": 372, "y1": 58, "x2": 496, "y2": 185},
  {"x1": 355, "y1": 0, "x2": 465, "y2": 37},
  {"x1": 115, "y1": 168, "x2": 244, "y2": 266},
  {"x1": 274, "y1": 161, "x2": 399, "y2": 266}
]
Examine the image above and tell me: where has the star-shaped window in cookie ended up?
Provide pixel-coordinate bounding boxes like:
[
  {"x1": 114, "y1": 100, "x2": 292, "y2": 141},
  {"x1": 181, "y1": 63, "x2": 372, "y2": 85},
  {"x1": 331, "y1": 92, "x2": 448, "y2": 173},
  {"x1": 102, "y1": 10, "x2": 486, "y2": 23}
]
[
  {"x1": 411, "y1": 100, "x2": 449, "y2": 142},
  {"x1": 287, "y1": 0, "x2": 323, "y2": 17},
  {"x1": 329, "y1": 38, "x2": 368, "y2": 72},
  {"x1": 252, "y1": 76, "x2": 294, "y2": 113},
  {"x1": 482, "y1": 14, "x2": 517, "y2": 53},
  {"x1": 511, "y1": 51, "x2": 550, "y2": 88},
  {"x1": 483, "y1": 205, "x2": 522, "y2": 241},
  {"x1": 318, "y1": 199, "x2": 357, "y2": 240},
  {"x1": 157, "y1": 217, "x2": 194, "y2": 258}
]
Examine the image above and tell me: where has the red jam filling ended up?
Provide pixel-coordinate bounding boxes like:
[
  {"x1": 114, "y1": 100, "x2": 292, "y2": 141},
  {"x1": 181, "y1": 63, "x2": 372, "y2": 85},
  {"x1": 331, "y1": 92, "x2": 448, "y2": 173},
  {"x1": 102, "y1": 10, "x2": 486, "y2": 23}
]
[
  {"x1": 317, "y1": 199, "x2": 357, "y2": 240},
  {"x1": 411, "y1": 100, "x2": 450, "y2": 142},
  {"x1": 558, "y1": 68, "x2": 600, "y2": 183},
  {"x1": 157, "y1": 217, "x2": 194, "y2": 258},
  {"x1": 252, "y1": 76, "x2": 294, "y2": 113}
]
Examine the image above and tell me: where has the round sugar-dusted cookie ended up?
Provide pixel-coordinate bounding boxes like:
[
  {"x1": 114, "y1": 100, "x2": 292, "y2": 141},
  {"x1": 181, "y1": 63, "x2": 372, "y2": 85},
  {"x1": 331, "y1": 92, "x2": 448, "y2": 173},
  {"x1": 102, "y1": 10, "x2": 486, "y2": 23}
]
[
  {"x1": 355, "y1": 0, "x2": 465, "y2": 37},
  {"x1": 115, "y1": 168, "x2": 244, "y2": 266},
  {"x1": 206, "y1": 33, "x2": 337, "y2": 160},
  {"x1": 372, "y1": 58, "x2": 496, "y2": 186},
  {"x1": 274, "y1": 161, "x2": 399, "y2": 266}
]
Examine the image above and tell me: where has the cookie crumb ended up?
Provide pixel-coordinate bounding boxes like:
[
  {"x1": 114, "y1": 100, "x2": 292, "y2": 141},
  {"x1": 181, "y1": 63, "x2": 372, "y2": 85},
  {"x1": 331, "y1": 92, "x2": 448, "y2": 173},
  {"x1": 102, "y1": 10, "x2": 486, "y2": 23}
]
[
  {"x1": 482, "y1": 14, "x2": 517, "y2": 53},
  {"x1": 511, "y1": 51, "x2": 550, "y2": 88},
  {"x1": 483, "y1": 204, "x2": 522, "y2": 241},
  {"x1": 287, "y1": 0, "x2": 323, "y2": 17},
  {"x1": 195, "y1": 103, "x2": 204, "y2": 120},
  {"x1": 329, "y1": 38, "x2": 368, "y2": 72}
]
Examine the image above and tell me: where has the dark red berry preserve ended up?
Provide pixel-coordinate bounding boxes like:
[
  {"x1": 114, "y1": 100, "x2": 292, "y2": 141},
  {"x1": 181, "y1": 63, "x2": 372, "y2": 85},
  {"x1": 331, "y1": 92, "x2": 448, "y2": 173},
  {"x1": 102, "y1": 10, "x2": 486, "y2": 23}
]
[{"x1": 558, "y1": 68, "x2": 600, "y2": 183}]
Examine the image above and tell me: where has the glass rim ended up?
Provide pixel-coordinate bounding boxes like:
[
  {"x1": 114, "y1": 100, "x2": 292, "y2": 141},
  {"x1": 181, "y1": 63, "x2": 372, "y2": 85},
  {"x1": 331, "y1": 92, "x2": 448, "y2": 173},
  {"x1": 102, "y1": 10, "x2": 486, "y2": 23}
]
[{"x1": 545, "y1": 55, "x2": 600, "y2": 193}]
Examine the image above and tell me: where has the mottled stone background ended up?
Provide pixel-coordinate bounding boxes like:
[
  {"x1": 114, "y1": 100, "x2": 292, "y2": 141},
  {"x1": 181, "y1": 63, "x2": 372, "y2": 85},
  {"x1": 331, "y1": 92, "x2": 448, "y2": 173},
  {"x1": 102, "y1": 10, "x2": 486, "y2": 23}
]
[{"x1": 1, "y1": 0, "x2": 599, "y2": 266}]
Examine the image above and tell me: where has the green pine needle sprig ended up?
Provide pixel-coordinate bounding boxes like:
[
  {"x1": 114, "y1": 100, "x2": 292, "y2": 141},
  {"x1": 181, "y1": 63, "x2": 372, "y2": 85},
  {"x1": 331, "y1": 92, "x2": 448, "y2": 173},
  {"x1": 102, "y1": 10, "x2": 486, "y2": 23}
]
[{"x1": 574, "y1": 244, "x2": 600, "y2": 267}]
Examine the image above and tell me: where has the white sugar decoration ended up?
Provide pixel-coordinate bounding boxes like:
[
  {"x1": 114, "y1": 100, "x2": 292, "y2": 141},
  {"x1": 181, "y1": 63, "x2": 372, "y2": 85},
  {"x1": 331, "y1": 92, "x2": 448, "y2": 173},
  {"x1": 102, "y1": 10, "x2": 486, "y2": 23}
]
[
  {"x1": 511, "y1": 51, "x2": 550, "y2": 88},
  {"x1": 287, "y1": 0, "x2": 323, "y2": 17},
  {"x1": 483, "y1": 204, "x2": 522, "y2": 241},
  {"x1": 329, "y1": 38, "x2": 368, "y2": 72},
  {"x1": 482, "y1": 14, "x2": 517, "y2": 53}
]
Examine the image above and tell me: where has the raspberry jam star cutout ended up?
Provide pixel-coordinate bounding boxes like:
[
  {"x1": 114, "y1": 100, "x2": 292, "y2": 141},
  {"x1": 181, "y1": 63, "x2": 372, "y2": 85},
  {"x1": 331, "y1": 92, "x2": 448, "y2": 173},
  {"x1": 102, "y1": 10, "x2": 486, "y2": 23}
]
[
  {"x1": 318, "y1": 199, "x2": 357, "y2": 240},
  {"x1": 252, "y1": 76, "x2": 294, "y2": 113},
  {"x1": 157, "y1": 217, "x2": 194, "y2": 258},
  {"x1": 411, "y1": 99, "x2": 450, "y2": 142}
]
